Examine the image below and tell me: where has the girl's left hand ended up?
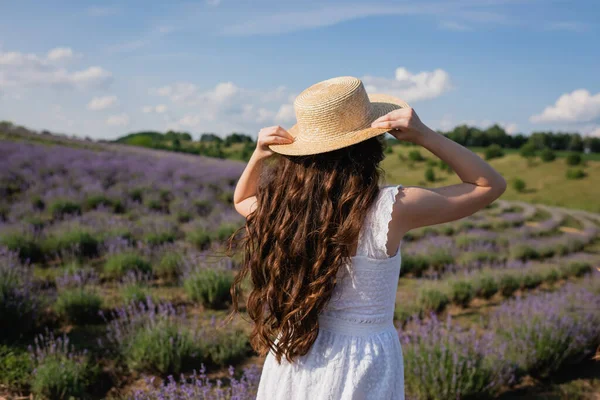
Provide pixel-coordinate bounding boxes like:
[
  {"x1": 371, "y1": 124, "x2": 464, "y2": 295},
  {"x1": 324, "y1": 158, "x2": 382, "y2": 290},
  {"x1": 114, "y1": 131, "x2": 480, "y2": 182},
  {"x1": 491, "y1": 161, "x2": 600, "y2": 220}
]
[{"x1": 255, "y1": 125, "x2": 295, "y2": 158}]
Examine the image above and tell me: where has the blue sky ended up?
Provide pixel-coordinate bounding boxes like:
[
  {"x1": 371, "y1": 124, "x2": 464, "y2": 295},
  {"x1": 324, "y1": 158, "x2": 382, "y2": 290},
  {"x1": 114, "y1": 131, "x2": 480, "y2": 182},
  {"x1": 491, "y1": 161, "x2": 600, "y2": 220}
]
[{"x1": 1, "y1": 0, "x2": 599, "y2": 140}]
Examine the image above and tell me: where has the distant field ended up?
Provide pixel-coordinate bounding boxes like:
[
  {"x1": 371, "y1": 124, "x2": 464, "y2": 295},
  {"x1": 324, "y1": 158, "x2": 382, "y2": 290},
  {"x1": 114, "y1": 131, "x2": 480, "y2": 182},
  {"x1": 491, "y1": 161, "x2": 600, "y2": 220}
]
[
  {"x1": 466, "y1": 146, "x2": 600, "y2": 161},
  {"x1": 383, "y1": 144, "x2": 600, "y2": 213}
]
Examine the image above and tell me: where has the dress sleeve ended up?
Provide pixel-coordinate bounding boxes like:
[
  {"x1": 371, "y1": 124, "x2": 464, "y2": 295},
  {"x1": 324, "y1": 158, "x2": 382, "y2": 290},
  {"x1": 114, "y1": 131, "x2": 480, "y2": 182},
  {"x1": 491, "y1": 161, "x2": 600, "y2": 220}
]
[{"x1": 372, "y1": 185, "x2": 403, "y2": 259}]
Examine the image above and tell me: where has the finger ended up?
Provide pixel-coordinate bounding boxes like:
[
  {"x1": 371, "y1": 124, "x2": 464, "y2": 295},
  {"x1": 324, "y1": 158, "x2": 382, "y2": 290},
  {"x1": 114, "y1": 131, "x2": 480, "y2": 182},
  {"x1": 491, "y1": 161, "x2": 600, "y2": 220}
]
[
  {"x1": 371, "y1": 120, "x2": 405, "y2": 129},
  {"x1": 371, "y1": 113, "x2": 393, "y2": 124},
  {"x1": 273, "y1": 126, "x2": 295, "y2": 140},
  {"x1": 271, "y1": 132, "x2": 295, "y2": 142},
  {"x1": 268, "y1": 136, "x2": 294, "y2": 144}
]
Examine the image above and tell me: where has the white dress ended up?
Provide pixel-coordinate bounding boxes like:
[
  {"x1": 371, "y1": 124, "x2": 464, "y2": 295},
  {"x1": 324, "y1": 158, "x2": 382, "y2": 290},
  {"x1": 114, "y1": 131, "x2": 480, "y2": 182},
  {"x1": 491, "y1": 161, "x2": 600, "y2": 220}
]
[{"x1": 256, "y1": 184, "x2": 405, "y2": 400}]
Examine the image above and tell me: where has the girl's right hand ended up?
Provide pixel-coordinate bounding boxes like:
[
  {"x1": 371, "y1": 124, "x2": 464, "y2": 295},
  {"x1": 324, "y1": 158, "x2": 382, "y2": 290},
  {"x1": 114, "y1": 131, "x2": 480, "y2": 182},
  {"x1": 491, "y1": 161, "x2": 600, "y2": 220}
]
[
  {"x1": 256, "y1": 125, "x2": 295, "y2": 158},
  {"x1": 370, "y1": 107, "x2": 429, "y2": 143}
]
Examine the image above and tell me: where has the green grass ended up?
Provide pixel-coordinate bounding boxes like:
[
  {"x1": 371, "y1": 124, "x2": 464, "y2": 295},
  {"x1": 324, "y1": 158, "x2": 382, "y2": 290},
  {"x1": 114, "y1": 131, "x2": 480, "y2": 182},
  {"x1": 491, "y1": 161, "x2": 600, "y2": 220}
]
[{"x1": 381, "y1": 145, "x2": 600, "y2": 213}]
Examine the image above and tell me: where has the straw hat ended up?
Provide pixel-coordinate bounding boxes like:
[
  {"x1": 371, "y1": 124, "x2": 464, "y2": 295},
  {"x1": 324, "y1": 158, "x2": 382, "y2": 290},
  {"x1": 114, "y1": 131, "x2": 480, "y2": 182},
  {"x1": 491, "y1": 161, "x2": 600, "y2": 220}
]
[{"x1": 268, "y1": 76, "x2": 410, "y2": 156}]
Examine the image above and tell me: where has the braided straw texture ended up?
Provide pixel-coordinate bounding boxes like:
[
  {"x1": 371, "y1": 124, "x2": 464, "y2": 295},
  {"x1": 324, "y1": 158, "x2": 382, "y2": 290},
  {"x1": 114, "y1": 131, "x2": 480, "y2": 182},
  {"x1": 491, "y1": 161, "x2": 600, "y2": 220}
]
[{"x1": 269, "y1": 76, "x2": 410, "y2": 156}]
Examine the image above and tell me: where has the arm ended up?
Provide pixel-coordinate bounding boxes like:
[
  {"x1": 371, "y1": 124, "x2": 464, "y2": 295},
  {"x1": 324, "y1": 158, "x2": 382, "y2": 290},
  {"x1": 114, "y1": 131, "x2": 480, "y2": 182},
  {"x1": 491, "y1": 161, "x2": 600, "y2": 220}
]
[
  {"x1": 233, "y1": 126, "x2": 295, "y2": 218},
  {"x1": 233, "y1": 149, "x2": 267, "y2": 218},
  {"x1": 371, "y1": 109, "x2": 507, "y2": 234}
]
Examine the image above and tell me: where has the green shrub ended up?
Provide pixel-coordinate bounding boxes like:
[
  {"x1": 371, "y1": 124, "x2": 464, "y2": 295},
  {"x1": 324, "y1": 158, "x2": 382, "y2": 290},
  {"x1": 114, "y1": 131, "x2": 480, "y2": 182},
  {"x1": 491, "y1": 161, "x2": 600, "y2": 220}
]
[
  {"x1": 540, "y1": 147, "x2": 556, "y2": 162},
  {"x1": 216, "y1": 223, "x2": 239, "y2": 241},
  {"x1": 121, "y1": 284, "x2": 153, "y2": 305},
  {"x1": 543, "y1": 268, "x2": 560, "y2": 285},
  {"x1": 449, "y1": 281, "x2": 474, "y2": 307},
  {"x1": 566, "y1": 168, "x2": 586, "y2": 180},
  {"x1": 402, "y1": 315, "x2": 508, "y2": 399},
  {"x1": 54, "y1": 288, "x2": 103, "y2": 325},
  {"x1": 143, "y1": 231, "x2": 176, "y2": 247},
  {"x1": 145, "y1": 197, "x2": 167, "y2": 212},
  {"x1": 563, "y1": 262, "x2": 591, "y2": 278},
  {"x1": 49, "y1": 199, "x2": 81, "y2": 219},
  {"x1": 428, "y1": 249, "x2": 455, "y2": 273},
  {"x1": 129, "y1": 187, "x2": 144, "y2": 203},
  {"x1": 31, "y1": 196, "x2": 45, "y2": 211},
  {"x1": 439, "y1": 225, "x2": 455, "y2": 236},
  {"x1": 23, "y1": 215, "x2": 48, "y2": 231},
  {"x1": 484, "y1": 144, "x2": 505, "y2": 160},
  {"x1": 519, "y1": 142, "x2": 537, "y2": 159},
  {"x1": 438, "y1": 159, "x2": 452, "y2": 173},
  {"x1": 417, "y1": 288, "x2": 449, "y2": 313},
  {"x1": 0, "y1": 231, "x2": 43, "y2": 263},
  {"x1": 194, "y1": 200, "x2": 213, "y2": 217},
  {"x1": 400, "y1": 254, "x2": 429, "y2": 277},
  {"x1": 155, "y1": 252, "x2": 184, "y2": 281},
  {"x1": 104, "y1": 252, "x2": 151, "y2": 279},
  {"x1": 566, "y1": 153, "x2": 582, "y2": 166},
  {"x1": 510, "y1": 243, "x2": 538, "y2": 261},
  {"x1": 408, "y1": 150, "x2": 425, "y2": 162},
  {"x1": 201, "y1": 328, "x2": 251, "y2": 367},
  {"x1": 217, "y1": 191, "x2": 235, "y2": 205},
  {"x1": 186, "y1": 227, "x2": 212, "y2": 250},
  {"x1": 0, "y1": 256, "x2": 39, "y2": 339},
  {"x1": 424, "y1": 167, "x2": 435, "y2": 183},
  {"x1": 30, "y1": 334, "x2": 97, "y2": 400},
  {"x1": 426, "y1": 159, "x2": 438, "y2": 167},
  {"x1": 176, "y1": 211, "x2": 192, "y2": 223},
  {"x1": 512, "y1": 178, "x2": 527, "y2": 193},
  {"x1": 83, "y1": 194, "x2": 112, "y2": 211},
  {"x1": 184, "y1": 268, "x2": 234, "y2": 309},
  {"x1": 474, "y1": 274, "x2": 498, "y2": 300},
  {"x1": 394, "y1": 302, "x2": 421, "y2": 325},
  {"x1": 499, "y1": 274, "x2": 520, "y2": 297},
  {"x1": 459, "y1": 251, "x2": 500, "y2": 265},
  {"x1": 122, "y1": 319, "x2": 199, "y2": 375},
  {"x1": 43, "y1": 229, "x2": 99, "y2": 260},
  {"x1": 521, "y1": 271, "x2": 543, "y2": 290},
  {"x1": 0, "y1": 345, "x2": 32, "y2": 391}
]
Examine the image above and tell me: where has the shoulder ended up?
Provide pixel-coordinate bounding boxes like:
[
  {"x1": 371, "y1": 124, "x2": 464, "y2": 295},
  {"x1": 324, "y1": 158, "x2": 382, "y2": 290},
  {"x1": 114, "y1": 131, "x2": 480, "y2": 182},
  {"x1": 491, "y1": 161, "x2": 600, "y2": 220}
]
[{"x1": 382, "y1": 184, "x2": 405, "y2": 202}]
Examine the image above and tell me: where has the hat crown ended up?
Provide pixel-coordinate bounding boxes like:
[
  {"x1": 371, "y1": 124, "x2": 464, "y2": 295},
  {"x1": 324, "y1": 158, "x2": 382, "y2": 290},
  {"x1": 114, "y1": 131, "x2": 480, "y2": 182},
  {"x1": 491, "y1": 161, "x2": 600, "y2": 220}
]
[{"x1": 293, "y1": 76, "x2": 373, "y2": 142}]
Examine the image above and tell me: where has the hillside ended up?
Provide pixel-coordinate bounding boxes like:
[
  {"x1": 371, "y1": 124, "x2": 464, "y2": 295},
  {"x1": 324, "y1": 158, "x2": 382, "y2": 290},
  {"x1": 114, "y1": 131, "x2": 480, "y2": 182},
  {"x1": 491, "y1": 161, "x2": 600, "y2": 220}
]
[
  {"x1": 0, "y1": 121, "x2": 597, "y2": 212},
  {"x1": 383, "y1": 144, "x2": 600, "y2": 213}
]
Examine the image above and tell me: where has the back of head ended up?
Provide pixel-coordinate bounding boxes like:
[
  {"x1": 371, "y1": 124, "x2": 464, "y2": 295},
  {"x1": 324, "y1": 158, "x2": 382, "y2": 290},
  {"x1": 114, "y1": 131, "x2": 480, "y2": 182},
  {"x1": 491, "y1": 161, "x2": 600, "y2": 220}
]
[{"x1": 227, "y1": 135, "x2": 388, "y2": 364}]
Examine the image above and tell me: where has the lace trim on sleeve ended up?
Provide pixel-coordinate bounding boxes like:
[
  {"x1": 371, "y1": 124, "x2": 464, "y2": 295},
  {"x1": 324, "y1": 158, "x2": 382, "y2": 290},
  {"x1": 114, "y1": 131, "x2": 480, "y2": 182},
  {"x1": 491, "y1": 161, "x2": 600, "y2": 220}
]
[{"x1": 372, "y1": 184, "x2": 403, "y2": 259}]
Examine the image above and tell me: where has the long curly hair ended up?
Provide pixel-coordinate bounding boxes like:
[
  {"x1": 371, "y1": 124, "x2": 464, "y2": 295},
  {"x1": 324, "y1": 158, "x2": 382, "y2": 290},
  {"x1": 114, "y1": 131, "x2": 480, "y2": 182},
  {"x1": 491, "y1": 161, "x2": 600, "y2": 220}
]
[{"x1": 225, "y1": 135, "x2": 388, "y2": 364}]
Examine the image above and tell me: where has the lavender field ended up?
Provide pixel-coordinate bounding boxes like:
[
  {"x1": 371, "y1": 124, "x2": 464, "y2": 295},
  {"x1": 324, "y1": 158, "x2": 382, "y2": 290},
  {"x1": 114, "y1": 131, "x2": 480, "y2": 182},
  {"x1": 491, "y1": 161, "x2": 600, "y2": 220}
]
[{"x1": 1, "y1": 140, "x2": 600, "y2": 399}]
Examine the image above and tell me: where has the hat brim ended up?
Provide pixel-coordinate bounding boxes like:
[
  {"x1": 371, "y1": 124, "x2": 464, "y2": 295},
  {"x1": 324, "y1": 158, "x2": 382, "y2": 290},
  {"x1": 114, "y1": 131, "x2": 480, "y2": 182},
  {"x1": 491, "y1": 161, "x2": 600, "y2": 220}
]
[{"x1": 268, "y1": 94, "x2": 410, "y2": 156}]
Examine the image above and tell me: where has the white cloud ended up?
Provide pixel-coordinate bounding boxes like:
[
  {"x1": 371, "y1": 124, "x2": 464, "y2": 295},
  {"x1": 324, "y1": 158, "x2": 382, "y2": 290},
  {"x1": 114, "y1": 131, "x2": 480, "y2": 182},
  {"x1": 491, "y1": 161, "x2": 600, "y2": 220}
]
[
  {"x1": 206, "y1": 0, "x2": 222, "y2": 6},
  {"x1": 362, "y1": 67, "x2": 452, "y2": 103},
  {"x1": 274, "y1": 104, "x2": 295, "y2": 123},
  {"x1": 581, "y1": 125, "x2": 600, "y2": 138},
  {"x1": 46, "y1": 47, "x2": 78, "y2": 63},
  {"x1": 52, "y1": 105, "x2": 75, "y2": 127},
  {"x1": 217, "y1": 3, "x2": 512, "y2": 36},
  {"x1": 155, "y1": 81, "x2": 239, "y2": 105},
  {"x1": 0, "y1": 48, "x2": 112, "y2": 90},
  {"x1": 142, "y1": 104, "x2": 168, "y2": 114},
  {"x1": 87, "y1": 95, "x2": 118, "y2": 111},
  {"x1": 106, "y1": 113, "x2": 130, "y2": 126},
  {"x1": 177, "y1": 115, "x2": 201, "y2": 127},
  {"x1": 502, "y1": 122, "x2": 518, "y2": 135},
  {"x1": 530, "y1": 89, "x2": 600, "y2": 123}
]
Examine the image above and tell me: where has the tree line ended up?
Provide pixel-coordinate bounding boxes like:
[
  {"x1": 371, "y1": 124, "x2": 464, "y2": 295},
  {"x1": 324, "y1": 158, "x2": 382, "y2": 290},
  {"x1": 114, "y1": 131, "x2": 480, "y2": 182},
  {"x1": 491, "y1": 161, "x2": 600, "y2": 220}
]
[{"x1": 436, "y1": 124, "x2": 600, "y2": 153}]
